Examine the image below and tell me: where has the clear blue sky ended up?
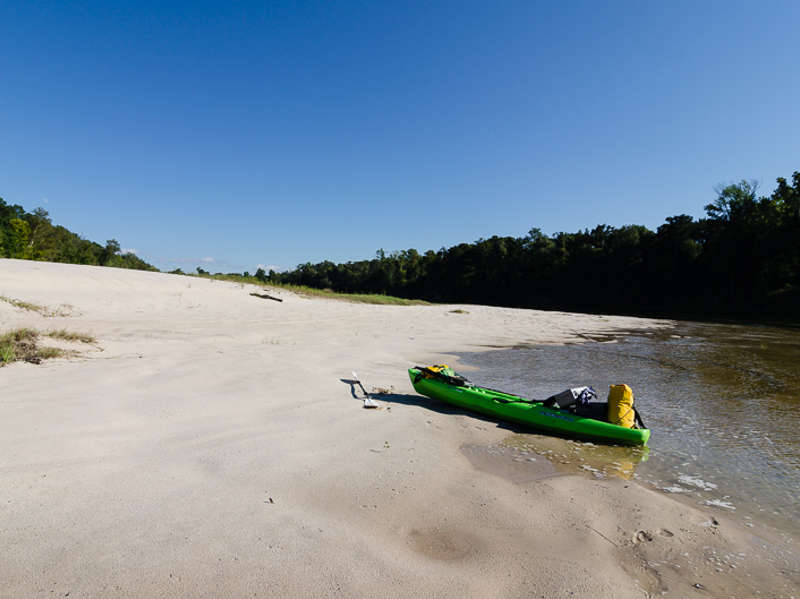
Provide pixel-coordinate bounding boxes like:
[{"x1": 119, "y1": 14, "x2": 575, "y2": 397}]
[{"x1": 2, "y1": 1, "x2": 798, "y2": 274}]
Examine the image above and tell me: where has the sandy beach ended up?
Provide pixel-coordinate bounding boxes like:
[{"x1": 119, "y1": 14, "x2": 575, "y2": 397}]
[{"x1": 1, "y1": 258, "x2": 797, "y2": 598}]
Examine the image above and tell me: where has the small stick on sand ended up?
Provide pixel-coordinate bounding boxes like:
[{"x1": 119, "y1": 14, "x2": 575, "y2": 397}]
[{"x1": 249, "y1": 292, "x2": 283, "y2": 302}]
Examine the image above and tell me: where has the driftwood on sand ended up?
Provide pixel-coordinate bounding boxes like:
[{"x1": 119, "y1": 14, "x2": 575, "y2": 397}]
[{"x1": 249, "y1": 291, "x2": 283, "y2": 302}]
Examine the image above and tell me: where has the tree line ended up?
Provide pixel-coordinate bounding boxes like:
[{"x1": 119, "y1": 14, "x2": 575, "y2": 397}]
[
  {"x1": 270, "y1": 172, "x2": 800, "y2": 321},
  {"x1": 0, "y1": 199, "x2": 155, "y2": 270},
  {"x1": 3, "y1": 171, "x2": 798, "y2": 322}
]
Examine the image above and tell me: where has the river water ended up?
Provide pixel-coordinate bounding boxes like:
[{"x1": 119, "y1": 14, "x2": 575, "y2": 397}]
[{"x1": 457, "y1": 321, "x2": 800, "y2": 534}]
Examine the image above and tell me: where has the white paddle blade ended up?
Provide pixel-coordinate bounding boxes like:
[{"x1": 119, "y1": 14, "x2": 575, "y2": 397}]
[{"x1": 363, "y1": 397, "x2": 379, "y2": 409}]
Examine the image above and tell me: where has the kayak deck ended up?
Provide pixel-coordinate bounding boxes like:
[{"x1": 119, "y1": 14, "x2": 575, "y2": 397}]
[{"x1": 408, "y1": 368, "x2": 650, "y2": 446}]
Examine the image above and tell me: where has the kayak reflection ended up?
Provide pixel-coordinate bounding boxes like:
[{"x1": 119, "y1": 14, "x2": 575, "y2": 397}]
[{"x1": 501, "y1": 433, "x2": 650, "y2": 481}]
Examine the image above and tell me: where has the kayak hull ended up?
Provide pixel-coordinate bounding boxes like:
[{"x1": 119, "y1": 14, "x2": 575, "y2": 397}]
[{"x1": 408, "y1": 368, "x2": 650, "y2": 446}]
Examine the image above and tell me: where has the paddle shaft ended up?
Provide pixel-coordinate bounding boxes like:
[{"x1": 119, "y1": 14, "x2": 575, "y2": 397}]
[{"x1": 352, "y1": 371, "x2": 369, "y2": 398}]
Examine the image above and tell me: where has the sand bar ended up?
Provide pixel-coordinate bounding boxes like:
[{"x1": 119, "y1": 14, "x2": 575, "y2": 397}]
[{"x1": 1, "y1": 259, "x2": 798, "y2": 598}]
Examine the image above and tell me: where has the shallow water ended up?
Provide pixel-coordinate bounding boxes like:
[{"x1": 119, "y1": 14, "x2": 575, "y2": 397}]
[{"x1": 458, "y1": 322, "x2": 800, "y2": 534}]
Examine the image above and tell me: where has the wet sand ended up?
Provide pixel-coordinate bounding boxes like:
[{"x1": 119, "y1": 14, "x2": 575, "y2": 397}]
[{"x1": 1, "y1": 258, "x2": 798, "y2": 598}]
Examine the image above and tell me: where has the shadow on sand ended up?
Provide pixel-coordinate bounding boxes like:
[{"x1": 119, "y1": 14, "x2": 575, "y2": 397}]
[
  {"x1": 340, "y1": 379, "x2": 650, "y2": 448},
  {"x1": 340, "y1": 378, "x2": 529, "y2": 434}
]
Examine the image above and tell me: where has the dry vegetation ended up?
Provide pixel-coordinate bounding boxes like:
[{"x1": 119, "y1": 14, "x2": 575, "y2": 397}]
[
  {"x1": 0, "y1": 295, "x2": 47, "y2": 314},
  {"x1": 47, "y1": 329, "x2": 96, "y2": 344},
  {"x1": 0, "y1": 295, "x2": 74, "y2": 317},
  {"x1": 0, "y1": 328, "x2": 96, "y2": 366}
]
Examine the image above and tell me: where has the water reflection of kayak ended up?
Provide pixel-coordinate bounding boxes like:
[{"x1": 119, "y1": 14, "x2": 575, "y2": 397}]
[
  {"x1": 503, "y1": 434, "x2": 650, "y2": 481},
  {"x1": 409, "y1": 366, "x2": 651, "y2": 446}
]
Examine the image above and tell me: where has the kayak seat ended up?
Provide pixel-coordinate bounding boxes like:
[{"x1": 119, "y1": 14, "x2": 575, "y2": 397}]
[{"x1": 572, "y1": 402, "x2": 608, "y2": 422}]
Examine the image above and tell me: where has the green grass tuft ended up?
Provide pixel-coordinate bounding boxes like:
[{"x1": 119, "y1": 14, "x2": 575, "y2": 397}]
[{"x1": 0, "y1": 344, "x2": 15, "y2": 364}]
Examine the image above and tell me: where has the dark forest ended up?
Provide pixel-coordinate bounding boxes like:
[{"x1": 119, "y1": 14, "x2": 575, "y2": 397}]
[{"x1": 271, "y1": 172, "x2": 800, "y2": 322}]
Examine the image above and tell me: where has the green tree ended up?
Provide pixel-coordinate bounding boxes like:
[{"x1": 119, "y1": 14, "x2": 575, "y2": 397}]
[
  {"x1": 99, "y1": 239, "x2": 121, "y2": 265},
  {"x1": 6, "y1": 218, "x2": 31, "y2": 258},
  {"x1": 705, "y1": 180, "x2": 758, "y2": 221}
]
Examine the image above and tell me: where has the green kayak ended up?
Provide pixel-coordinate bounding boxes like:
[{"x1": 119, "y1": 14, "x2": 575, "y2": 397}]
[{"x1": 408, "y1": 367, "x2": 650, "y2": 446}]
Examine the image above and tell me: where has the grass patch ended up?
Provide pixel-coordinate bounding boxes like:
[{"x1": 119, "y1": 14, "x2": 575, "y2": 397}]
[
  {"x1": 284, "y1": 286, "x2": 429, "y2": 305},
  {"x1": 0, "y1": 328, "x2": 91, "y2": 366},
  {"x1": 36, "y1": 346, "x2": 66, "y2": 360},
  {"x1": 189, "y1": 273, "x2": 429, "y2": 305},
  {"x1": 449, "y1": 309, "x2": 470, "y2": 314},
  {"x1": 0, "y1": 343, "x2": 15, "y2": 364},
  {"x1": 0, "y1": 295, "x2": 47, "y2": 314},
  {"x1": 0, "y1": 328, "x2": 64, "y2": 365},
  {"x1": 0, "y1": 296, "x2": 72, "y2": 317},
  {"x1": 47, "y1": 329, "x2": 96, "y2": 344}
]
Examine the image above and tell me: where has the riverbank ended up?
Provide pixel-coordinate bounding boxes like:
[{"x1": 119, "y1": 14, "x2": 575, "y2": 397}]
[
  {"x1": 1, "y1": 259, "x2": 797, "y2": 598},
  {"x1": 456, "y1": 324, "x2": 800, "y2": 536}
]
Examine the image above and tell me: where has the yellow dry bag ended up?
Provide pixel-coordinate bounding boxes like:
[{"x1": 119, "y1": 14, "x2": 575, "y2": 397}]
[{"x1": 607, "y1": 384, "x2": 635, "y2": 428}]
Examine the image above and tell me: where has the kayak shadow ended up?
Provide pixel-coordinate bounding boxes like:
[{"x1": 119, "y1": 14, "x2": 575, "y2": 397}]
[
  {"x1": 339, "y1": 380, "x2": 582, "y2": 438},
  {"x1": 371, "y1": 391, "x2": 532, "y2": 434},
  {"x1": 372, "y1": 392, "x2": 643, "y2": 445}
]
